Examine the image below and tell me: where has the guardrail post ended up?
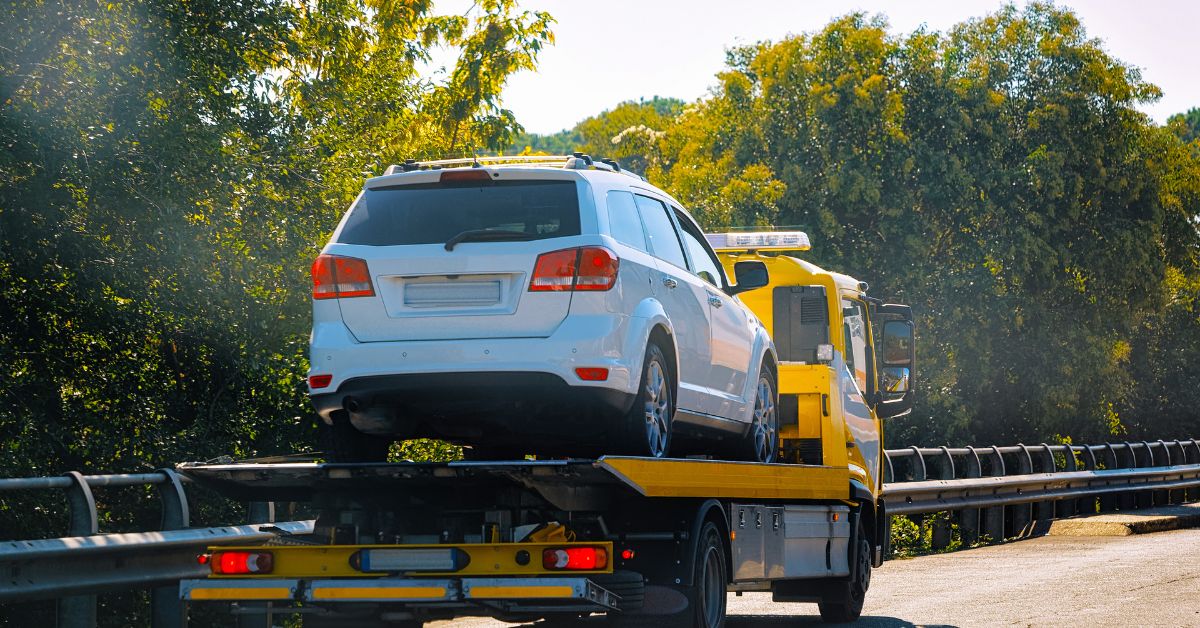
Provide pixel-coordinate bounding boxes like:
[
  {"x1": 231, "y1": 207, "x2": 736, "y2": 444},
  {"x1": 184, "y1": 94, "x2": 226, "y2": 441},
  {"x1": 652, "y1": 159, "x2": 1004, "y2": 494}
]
[
  {"x1": 1076, "y1": 446, "x2": 1098, "y2": 515},
  {"x1": 152, "y1": 469, "x2": 190, "y2": 628},
  {"x1": 1012, "y1": 445, "x2": 1034, "y2": 537},
  {"x1": 1188, "y1": 440, "x2": 1200, "y2": 502},
  {"x1": 1116, "y1": 443, "x2": 1137, "y2": 511},
  {"x1": 960, "y1": 448, "x2": 982, "y2": 546},
  {"x1": 59, "y1": 471, "x2": 98, "y2": 628},
  {"x1": 1139, "y1": 441, "x2": 1157, "y2": 508},
  {"x1": 1035, "y1": 444, "x2": 1059, "y2": 525},
  {"x1": 984, "y1": 446, "x2": 1007, "y2": 542},
  {"x1": 1048, "y1": 444, "x2": 1075, "y2": 519},
  {"x1": 931, "y1": 447, "x2": 955, "y2": 550},
  {"x1": 238, "y1": 502, "x2": 276, "y2": 628}
]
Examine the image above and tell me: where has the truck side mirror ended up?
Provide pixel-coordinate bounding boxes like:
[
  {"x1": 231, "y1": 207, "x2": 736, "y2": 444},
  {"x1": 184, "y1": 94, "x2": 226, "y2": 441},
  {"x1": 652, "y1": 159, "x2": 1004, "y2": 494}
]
[
  {"x1": 727, "y1": 261, "x2": 769, "y2": 296},
  {"x1": 876, "y1": 319, "x2": 915, "y2": 418}
]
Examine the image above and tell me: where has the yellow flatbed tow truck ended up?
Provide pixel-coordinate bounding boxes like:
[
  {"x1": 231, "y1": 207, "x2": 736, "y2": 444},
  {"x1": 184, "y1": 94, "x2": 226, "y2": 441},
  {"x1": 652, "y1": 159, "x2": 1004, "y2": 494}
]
[{"x1": 176, "y1": 230, "x2": 915, "y2": 628}]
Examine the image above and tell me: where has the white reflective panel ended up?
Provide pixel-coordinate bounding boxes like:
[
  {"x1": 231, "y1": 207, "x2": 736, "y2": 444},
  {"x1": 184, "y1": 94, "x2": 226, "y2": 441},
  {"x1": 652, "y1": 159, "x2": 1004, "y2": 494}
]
[
  {"x1": 363, "y1": 548, "x2": 460, "y2": 571},
  {"x1": 705, "y1": 231, "x2": 811, "y2": 251}
]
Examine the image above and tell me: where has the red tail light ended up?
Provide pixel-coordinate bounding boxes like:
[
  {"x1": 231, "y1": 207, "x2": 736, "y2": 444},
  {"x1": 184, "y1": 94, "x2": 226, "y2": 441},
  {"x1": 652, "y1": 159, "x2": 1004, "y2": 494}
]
[
  {"x1": 209, "y1": 551, "x2": 274, "y2": 575},
  {"x1": 312, "y1": 254, "x2": 375, "y2": 300},
  {"x1": 308, "y1": 374, "x2": 333, "y2": 389},
  {"x1": 542, "y1": 547, "x2": 608, "y2": 570},
  {"x1": 529, "y1": 247, "x2": 618, "y2": 292}
]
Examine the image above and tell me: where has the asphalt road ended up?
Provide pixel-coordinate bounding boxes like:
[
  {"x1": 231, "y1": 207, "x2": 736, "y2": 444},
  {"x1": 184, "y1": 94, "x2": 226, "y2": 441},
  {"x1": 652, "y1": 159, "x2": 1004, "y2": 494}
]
[{"x1": 430, "y1": 528, "x2": 1200, "y2": 627}]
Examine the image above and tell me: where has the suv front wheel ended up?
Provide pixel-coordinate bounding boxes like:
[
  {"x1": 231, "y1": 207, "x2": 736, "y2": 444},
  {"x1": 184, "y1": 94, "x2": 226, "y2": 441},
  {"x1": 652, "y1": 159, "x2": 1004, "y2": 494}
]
[
  {"x1": 741, "y1": 369, "x2": 778, "y2": 463},
  {"x1": 619, "y1": 343, "x2": 674, "y2": 458}
]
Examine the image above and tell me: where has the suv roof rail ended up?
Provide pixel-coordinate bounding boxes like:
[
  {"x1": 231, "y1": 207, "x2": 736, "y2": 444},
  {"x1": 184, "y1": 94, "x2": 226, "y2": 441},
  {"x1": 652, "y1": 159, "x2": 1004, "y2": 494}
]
[{"x1": 384, "y1": 155, "x2": 646, "y2": 181}]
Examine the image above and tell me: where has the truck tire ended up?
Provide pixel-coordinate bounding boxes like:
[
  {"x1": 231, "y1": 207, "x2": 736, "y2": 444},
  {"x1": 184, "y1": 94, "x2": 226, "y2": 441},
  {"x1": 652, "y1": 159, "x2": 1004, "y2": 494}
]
[
  {"x1": 739, "y1": 369, "x2": 778, "y2": 463},
  {"x1": 619, "y1": 343, "x2": 673, "y2": 458},
  {"x1": 326, "y1": 411, "x2": 391, "y2": 463},
  {"x1": 817, "y1": 521, "x2": 871, "y2": 623},
  {"x1": 608, "y1": 522, "x2": 726, "y2": 628}
]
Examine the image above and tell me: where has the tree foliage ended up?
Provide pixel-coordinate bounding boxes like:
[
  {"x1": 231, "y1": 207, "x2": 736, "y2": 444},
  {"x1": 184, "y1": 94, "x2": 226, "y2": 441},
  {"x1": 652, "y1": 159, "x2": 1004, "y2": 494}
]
[
  {"x1": 588, "y1": 5, "x2": 1200, "y2": 445},
  {"x1": 0, "y1": 0, "x2": 549, "y2": 567}
]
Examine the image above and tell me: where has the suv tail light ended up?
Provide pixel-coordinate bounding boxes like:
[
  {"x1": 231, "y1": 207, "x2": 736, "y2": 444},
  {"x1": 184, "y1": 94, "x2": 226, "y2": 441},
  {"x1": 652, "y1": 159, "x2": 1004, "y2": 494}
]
[
  {"x1": 529, "y1": 247, "x2": 618, "y2": 292},
  {"x1": 312, "y1": 254, "x2": 375, "y2": 300}
]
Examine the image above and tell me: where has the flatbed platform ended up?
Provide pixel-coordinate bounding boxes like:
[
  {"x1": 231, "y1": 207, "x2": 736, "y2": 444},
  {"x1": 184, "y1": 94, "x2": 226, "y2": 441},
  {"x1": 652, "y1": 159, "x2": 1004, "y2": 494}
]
[{"x1": 177, "y1": 457, "x2": 850, "y2": 506}]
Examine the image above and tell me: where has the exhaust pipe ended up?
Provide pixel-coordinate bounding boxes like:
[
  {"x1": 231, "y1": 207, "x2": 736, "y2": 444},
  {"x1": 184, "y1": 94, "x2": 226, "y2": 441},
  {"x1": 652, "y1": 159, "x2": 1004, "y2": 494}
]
[{"x1": 343, "y1": 396, "x2": 362, "y2": 413}]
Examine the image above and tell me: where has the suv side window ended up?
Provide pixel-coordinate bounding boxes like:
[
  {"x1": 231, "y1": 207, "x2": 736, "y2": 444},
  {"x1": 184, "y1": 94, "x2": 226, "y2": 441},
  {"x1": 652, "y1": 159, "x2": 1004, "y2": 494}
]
[
  {"x1": 634, "y1": 195, "x2": 688, "y2": 269},
  {"x1": 605, "y1": 191, "x2": 649, "y2": 252},
  {"x1": 673, "y1": 209, "x2": 726, "y2": 288}
]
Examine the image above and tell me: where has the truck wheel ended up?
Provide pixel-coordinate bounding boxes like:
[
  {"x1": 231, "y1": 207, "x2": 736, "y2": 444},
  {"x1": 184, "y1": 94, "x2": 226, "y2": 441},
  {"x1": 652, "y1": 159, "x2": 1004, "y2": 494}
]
[
  {"x1": 608, "y1": 523, "x2": 726, "y2": 628},
  {"x1": 692, "y1": 521, "x2": 729, "y2": 628},
  {"x1": 327, "y1": 411, "x2": 391, "y2": 463},
  {"x1": 740, "y1": 369, "x2": 778, "y2": 463},
  {"x1": 817, "y1": 523, "x2": 871, "y2": 623},
  {"x1": 621, "y1": 343, "x2": 673, "y2": 458}
]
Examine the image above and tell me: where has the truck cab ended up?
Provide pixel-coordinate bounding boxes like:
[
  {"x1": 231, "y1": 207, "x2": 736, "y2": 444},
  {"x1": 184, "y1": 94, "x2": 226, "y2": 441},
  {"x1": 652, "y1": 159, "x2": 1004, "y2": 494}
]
[{"x1": 708, "y1": 230, "x2": 915, "y2": 514}]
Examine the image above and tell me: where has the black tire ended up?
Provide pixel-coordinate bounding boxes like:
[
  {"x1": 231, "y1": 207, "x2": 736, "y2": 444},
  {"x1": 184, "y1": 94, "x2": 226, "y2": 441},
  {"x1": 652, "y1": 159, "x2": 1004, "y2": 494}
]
[
  {"x1": 326, "y1": 411, "x2": 391, "y2": 463},
  {"x1": 619, "y1": 343, "x2": 674, "y2": 458},
  {"x1": 691, "y1": 521, "x2": 728, "y2": 628},
  {"x1": 817, "y1": 521, "x2": 871, "y2": 623},
  {"x1": 607, "y1": 523, "x2": 726, "y2": 628},
  {"x1": 740, "y1": 368, "x2": 779, "y2": 463}
]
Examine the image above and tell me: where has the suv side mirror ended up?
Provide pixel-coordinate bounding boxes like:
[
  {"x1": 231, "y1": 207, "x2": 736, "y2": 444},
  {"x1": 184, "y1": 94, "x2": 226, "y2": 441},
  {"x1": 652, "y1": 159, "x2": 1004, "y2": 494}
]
[
  {"x1": 876, "y1": 318, "x2": 915, "y2": 419},
  {"x1": 727, "y1": 261, "x2": 769, "y2": 296}
]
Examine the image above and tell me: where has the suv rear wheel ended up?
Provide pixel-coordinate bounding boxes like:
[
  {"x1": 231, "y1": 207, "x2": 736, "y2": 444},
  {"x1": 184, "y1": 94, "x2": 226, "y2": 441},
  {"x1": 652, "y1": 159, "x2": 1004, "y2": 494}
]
[{"x1": 620, "y1": 343, "x2": 673, "y2": 458}]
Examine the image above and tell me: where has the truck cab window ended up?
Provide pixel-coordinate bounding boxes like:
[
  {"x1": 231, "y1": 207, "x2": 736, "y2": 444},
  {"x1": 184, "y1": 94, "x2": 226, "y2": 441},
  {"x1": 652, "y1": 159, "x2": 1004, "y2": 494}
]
[{"x1": 842, "y1": 299, "x2": 869, "y2": 394}]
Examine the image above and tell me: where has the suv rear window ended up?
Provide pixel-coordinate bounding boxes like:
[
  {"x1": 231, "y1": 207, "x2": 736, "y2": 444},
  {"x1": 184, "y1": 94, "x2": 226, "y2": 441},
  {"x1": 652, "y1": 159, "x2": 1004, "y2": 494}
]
[{"x1": 336, "y1": 180, "x2": 581, "y2": 246}]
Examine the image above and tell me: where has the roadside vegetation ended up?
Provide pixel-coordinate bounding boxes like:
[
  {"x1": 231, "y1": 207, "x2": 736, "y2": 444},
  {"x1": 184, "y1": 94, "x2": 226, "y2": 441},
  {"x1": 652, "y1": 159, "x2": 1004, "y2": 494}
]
[{"x1": 2, "y1": 4, "x2": 1199, "y2": 621}]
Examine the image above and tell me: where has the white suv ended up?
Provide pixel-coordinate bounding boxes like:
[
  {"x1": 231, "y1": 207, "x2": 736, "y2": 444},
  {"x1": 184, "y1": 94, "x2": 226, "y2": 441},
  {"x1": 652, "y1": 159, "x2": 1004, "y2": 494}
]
[{"x1": 308, "y1": 155, "x2": 778, "y2": 462}]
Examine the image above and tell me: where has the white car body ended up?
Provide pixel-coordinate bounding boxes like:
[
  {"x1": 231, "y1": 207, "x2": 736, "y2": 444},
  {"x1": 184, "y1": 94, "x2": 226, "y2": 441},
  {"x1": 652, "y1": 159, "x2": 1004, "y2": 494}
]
[{"x1": 308, "y1": 159, "x2": 776, "y2": 456}]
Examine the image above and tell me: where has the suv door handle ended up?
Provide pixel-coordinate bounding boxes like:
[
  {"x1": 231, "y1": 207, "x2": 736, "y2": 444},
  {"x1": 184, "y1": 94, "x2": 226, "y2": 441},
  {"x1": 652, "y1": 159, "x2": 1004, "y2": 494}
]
[
  {"x1": 662, "y1": 277, "x2": 678, "y2": 289},
  {"x1": 707, "y1": 295, "x2": 723, "y2": 308}
]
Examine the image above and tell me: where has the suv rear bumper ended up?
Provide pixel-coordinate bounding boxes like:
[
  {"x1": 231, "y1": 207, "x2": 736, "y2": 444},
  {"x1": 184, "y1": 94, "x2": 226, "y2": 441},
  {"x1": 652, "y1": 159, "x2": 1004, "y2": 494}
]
[{"x1": 312, "y1": 372, "x2": 636, "y2": 450}]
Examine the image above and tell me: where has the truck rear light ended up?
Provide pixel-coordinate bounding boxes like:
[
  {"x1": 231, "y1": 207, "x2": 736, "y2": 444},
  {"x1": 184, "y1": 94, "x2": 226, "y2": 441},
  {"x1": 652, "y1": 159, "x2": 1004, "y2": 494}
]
[
  {"x1": 542, "y1": 547, "x2": 608, "y2": 570},
  {"x1": 529, "y1": 247, "x2": 618, "y2": 292},
  {"x1": 312, "y1": 254, "x2": 375, "y2": 300},
  {"x1": 352, "y1": 548, "x2": 470, "y2": 572},
  {"x1": 575, "y1": 368, "x2": 609, "y2": 381},
  {"x1": 209, "y1": 551, "x2": 274, "y2": 575},
  {"x1": 308, "y1": 374, "x2": 333, "y2": 389}
]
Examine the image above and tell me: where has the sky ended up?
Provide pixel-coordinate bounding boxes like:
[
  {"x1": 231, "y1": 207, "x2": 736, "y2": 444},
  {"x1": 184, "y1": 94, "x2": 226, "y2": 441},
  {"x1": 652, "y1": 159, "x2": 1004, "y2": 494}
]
[{"x1": 432, "y1": 0, "x2": 1199, "y2": 135}]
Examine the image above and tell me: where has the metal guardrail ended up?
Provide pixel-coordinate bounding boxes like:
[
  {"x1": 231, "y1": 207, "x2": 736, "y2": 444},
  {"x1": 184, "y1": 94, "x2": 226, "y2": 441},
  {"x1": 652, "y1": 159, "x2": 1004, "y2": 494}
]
[
  {"x1": 0, "y1": 468, "x2": 295, "y2": 628},
  {"x1": 1, "y1": 439, "x2": 1197, "y2": 627},
  {"x1": 880, "y1": 439, "x2": 1200, "y2": 548}
]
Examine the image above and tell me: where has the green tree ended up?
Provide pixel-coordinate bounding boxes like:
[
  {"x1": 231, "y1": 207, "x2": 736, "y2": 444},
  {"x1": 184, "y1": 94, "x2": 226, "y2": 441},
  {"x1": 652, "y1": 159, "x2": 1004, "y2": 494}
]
[
  {"x1": 650, "y1": 4, "x2": 1200, "y2": 445},
  {"x1": 1169, "y1": 107, "x2": 1200, "y2": 143},
  {"x1": 0, "y1": 4, "x2": 550, "y2": 622}
]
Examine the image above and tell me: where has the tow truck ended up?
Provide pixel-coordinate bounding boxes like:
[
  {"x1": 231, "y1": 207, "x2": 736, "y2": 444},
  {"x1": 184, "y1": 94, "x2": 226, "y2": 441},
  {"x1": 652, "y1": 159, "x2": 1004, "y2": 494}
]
[{"x1": 176, "y1": 229, "x2": 915, "y2": 627}]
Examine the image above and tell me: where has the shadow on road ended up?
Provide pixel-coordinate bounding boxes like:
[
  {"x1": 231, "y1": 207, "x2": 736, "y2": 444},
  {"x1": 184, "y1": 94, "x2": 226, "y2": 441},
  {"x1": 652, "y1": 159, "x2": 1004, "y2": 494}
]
[
  {"x1": 728, "y1": 615, "x2": 956, "y2": 627},
  {"x1": 458, "y1": 615, "x2": 953, "y2": 628}
]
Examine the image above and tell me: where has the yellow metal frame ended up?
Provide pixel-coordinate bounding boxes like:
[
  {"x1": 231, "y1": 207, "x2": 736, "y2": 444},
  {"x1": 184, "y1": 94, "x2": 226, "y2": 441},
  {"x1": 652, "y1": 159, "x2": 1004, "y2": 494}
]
[
  {"x1": 598, "y1": 457, "x2": 849, "y2": 501},
  {"x1": 205, "y1": 542, "x2": 614, "y2": 579}
]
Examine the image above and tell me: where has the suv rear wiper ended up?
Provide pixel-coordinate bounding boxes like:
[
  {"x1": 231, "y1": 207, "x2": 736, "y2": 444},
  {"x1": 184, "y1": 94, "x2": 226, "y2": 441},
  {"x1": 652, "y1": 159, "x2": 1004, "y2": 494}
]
[{"x1": 444, "y1": 229, "x2": 535, "y2": 251}]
